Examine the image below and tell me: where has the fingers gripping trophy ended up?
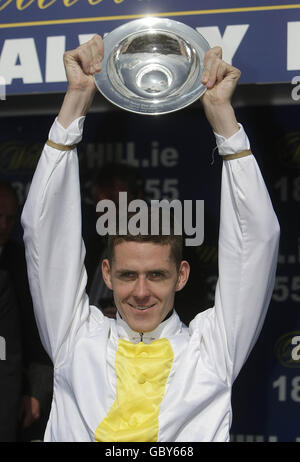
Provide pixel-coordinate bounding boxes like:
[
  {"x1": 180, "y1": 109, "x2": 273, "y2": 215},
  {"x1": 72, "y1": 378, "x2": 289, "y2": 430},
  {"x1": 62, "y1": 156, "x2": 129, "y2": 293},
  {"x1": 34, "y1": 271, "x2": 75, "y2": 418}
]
[{"x1": 59, "y1": 19, "x2": 241, "y2": 135}]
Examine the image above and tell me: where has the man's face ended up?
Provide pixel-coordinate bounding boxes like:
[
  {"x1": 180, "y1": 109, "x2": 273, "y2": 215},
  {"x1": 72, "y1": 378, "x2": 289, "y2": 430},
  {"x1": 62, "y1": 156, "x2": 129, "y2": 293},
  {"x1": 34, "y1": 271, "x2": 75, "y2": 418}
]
[
  {"x1": 102, "y1": 241, "x2": 189, "y2": 333},
  {"x1": 0, "y1": 192, "x2": 17, "y2": 246}
]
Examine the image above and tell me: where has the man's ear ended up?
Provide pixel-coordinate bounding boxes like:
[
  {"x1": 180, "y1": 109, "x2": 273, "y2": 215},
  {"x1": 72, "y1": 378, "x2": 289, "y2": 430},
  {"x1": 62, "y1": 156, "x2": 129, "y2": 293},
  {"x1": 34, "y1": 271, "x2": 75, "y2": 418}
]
[
  {"x1": 175, "y1": 260, "x2": 190, "y2": 292},
  {"x1": 102, "y1": 258, "x2": 113, "y2": 290}
]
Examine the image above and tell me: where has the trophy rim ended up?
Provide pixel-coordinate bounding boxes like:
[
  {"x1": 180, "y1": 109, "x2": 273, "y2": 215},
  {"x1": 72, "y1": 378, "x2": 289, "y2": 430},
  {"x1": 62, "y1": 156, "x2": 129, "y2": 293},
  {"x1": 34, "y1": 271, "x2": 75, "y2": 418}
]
[{"x1": 94, "y1": 17, "x2": 210, "y2": 115}]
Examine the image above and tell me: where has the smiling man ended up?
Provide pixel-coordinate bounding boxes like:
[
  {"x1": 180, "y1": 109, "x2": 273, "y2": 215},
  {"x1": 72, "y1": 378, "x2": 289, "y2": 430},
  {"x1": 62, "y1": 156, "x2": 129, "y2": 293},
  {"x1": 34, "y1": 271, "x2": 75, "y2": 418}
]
[
  {"x1": 102, "y1": 235, "x2": 190, "y2": 335},
  {"x1": 22, "y1": 35, "x2": 280, "y2": 442}
]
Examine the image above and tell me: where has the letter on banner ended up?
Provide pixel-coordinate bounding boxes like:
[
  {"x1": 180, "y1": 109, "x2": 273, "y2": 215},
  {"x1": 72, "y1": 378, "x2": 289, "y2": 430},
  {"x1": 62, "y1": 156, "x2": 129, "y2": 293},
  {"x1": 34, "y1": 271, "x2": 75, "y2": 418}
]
[
  {"x1": 46, "y1": 36, "x2": 67, "y2": 82},
  {"x1": 287, "y1": 22, "x2": 300, "y2": 70},
  {"x1": 0, "y1": 38, "x2": 43, "y2": 84},
  {"x1": 196, "y1": 25, "x2": 249, "y2": 65}
]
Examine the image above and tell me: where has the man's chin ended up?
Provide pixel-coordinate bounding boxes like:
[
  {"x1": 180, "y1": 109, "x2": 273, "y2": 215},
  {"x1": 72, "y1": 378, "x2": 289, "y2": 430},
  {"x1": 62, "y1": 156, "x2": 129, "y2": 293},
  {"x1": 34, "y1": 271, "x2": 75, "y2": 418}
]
[
  {"x1": 124, "y1": 315, "x2": 160, "y2": 334},
  {"x1": 117, "y1": 304, "x2": 160, "y2": 332}
]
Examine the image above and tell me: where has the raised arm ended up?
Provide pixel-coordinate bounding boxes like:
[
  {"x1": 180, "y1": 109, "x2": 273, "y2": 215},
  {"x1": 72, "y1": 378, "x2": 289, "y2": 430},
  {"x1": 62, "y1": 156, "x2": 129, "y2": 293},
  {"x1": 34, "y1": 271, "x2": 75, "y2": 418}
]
[
  {"x1": 21, "y1": 36, "x2": 104, "y2": 366},
  {"x1": 198, "y1": 48, "x2": 280, "y2": 382}
]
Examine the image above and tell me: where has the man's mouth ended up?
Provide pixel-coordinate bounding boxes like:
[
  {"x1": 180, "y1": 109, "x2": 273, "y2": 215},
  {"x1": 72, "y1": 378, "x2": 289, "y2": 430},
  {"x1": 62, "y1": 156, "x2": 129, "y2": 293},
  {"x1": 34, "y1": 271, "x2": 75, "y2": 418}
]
[{"x1": 128, "y1": 303, "x2": 156, "y2": 311}]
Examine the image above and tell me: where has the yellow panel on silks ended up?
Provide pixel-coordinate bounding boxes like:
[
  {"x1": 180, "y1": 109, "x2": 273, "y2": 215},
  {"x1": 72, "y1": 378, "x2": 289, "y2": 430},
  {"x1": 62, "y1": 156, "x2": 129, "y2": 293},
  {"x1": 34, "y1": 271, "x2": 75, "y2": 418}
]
[{"x1": 95, "y1": 338, "x2": 174, "y2": 442}]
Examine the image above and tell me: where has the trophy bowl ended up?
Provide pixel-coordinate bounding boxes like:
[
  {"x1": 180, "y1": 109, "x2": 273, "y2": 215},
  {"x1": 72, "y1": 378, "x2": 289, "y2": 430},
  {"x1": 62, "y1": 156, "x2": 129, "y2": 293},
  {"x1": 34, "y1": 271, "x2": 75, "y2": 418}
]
[{"x1": 94, "y1": 17, "x2": 210, "y2": 115}]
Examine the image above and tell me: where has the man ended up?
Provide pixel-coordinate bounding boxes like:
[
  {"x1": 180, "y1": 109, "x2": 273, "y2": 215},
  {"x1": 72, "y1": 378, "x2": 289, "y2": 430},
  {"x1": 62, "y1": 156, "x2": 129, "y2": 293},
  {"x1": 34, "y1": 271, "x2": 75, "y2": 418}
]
[
  {"x1": 0, "y1": 182, "x2": 53, "y2": 440},
  {"x1": 21, "y1": 35, "x2": 280, "y2": 442}
]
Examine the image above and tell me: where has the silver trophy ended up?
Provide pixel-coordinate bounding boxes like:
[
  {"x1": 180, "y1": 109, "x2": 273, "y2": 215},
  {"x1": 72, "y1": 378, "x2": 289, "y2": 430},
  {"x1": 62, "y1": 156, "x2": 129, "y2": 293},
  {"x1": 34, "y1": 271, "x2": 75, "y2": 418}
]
[{"x1": 94, "y1": 17, "x2": 210, "y2": 115}]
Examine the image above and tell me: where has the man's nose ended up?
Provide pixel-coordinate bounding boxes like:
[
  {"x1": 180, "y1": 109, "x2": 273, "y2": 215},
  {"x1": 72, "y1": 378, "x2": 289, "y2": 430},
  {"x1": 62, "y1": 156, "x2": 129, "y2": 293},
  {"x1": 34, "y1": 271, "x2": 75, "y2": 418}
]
[{"x1": 132, "y1": 276, "x2": 151, "y2": 300}]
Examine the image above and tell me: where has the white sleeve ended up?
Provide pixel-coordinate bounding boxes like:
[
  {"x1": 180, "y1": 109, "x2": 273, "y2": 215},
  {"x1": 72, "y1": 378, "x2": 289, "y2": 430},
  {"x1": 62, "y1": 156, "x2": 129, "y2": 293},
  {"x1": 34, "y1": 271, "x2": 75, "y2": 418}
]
[
  {"x1": 21, "y1": 117, "x2": 91, "y2": 367},
  {"x1": 192, "y1": 125, "x2": 280, "y2": 384}
]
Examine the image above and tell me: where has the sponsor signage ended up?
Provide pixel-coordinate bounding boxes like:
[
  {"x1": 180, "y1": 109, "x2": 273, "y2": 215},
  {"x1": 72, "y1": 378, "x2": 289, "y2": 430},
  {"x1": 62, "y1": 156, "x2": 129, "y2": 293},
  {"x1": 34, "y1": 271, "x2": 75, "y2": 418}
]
[{"x1": 1, "y1": 1, "x2": 300, "y2": 95}]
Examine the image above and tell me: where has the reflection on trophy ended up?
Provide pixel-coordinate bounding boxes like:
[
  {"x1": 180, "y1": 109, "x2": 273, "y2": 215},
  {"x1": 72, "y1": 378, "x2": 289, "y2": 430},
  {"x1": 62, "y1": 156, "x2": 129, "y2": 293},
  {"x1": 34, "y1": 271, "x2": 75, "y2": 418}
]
[{"x1": 94, "y1": 17, "x2": 210, "y2": 115}]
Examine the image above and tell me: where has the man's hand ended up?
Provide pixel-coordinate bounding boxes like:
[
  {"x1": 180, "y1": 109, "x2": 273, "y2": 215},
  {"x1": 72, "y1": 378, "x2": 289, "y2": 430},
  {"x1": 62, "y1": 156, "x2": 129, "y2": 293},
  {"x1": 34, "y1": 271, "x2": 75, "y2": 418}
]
[
  {"x1": 201, "y1": 47, "x2": 241, "y2": 138},
  {"x1": 201, "y1": 46, "x2": 241, "y2": 106},
  {"x1": 63, "y1": 34, "x2": 104, "y2": 93},
  {"x1": 57, "y1": 35, "x2": 104, "y2": 129}
]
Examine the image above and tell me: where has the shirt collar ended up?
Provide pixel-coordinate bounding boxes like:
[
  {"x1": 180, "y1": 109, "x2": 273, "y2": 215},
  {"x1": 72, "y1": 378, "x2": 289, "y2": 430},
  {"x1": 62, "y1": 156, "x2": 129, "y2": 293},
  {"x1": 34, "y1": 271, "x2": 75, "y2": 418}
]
[{"x1": 116, "y1": 310, "x2": 183, "y2": 344}]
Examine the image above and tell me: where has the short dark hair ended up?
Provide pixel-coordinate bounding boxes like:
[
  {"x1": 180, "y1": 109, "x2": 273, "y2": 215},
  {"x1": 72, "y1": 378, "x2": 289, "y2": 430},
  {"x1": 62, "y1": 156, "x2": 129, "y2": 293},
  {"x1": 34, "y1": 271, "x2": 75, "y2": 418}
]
[{"x1": 107, "y1": 209, "x2": 183, "y2": 270}]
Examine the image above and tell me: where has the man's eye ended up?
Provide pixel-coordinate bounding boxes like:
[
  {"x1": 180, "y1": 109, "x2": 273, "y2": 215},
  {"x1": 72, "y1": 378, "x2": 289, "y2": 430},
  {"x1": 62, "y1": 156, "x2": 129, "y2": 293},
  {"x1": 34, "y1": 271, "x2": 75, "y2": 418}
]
[
  {"x1": 149, "y1": 272, "x2": 164, "y2": 280},
  {"x1": 120, "y1": 272, "x2": 136, "y2": 280}
]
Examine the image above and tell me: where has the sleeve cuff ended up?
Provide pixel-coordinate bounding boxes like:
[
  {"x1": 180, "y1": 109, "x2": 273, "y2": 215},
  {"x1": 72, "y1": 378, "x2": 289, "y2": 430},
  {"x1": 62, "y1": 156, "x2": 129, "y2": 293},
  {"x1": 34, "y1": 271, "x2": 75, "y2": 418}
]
[
  {"x1": 48, "y1": 116, "x2": 86, "y2": 146},
  {"x1": 214, "y1": 123, "x2": 251, "y2": 156}
]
